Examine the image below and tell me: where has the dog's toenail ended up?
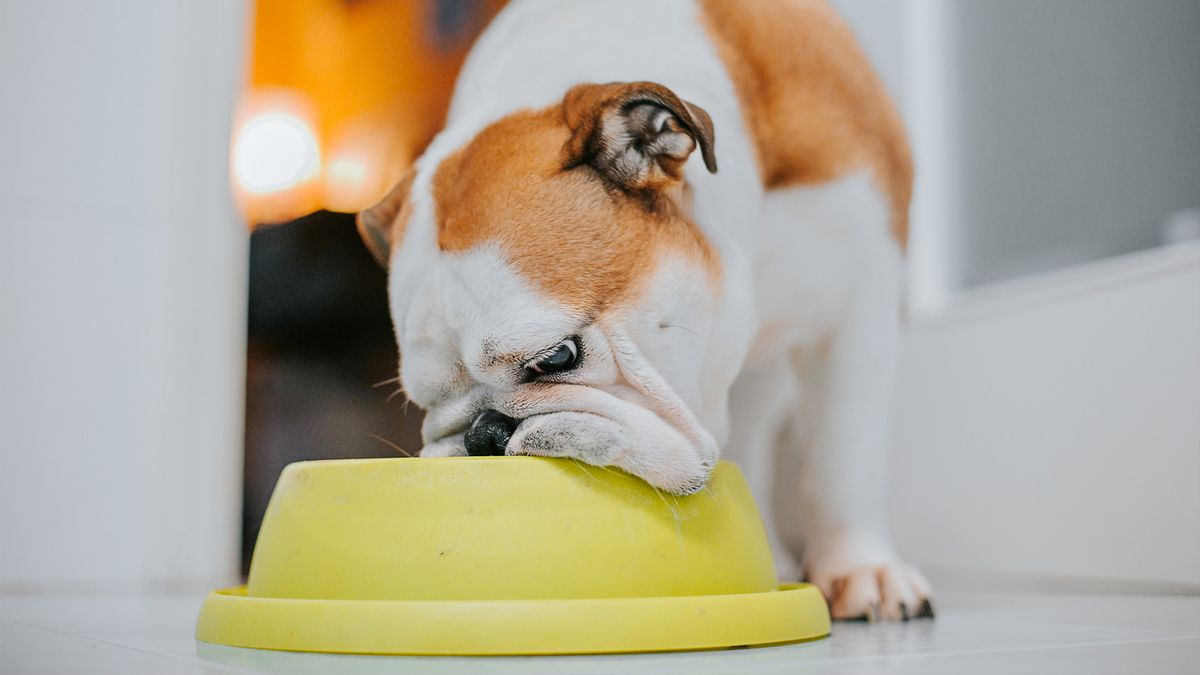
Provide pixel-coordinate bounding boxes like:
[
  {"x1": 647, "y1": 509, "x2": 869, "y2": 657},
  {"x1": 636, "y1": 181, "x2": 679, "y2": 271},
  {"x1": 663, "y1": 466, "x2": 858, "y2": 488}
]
[
  {"x1": 915, "y1": 598, "x2": 936, "y2": 619},
  {"x1": 865, "y1": 603, "x2": 880, "y2": 623}
]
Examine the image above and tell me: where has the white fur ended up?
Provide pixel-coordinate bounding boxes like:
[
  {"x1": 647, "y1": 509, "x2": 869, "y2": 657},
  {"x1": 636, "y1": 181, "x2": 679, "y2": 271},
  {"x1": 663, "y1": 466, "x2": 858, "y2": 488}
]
[
  {"x1": 387, "y1": 0, "x2": 931, "y2": 619},
  {"x1": 392, "y1": 243, "x2": 722, "y2": 494}
]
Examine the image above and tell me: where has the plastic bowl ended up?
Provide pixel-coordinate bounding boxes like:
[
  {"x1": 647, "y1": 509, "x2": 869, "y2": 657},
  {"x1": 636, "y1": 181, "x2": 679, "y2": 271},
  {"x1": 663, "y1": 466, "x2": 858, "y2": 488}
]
[{"x1": 196, "y1": 457, "x2": 829, "y2": 655}]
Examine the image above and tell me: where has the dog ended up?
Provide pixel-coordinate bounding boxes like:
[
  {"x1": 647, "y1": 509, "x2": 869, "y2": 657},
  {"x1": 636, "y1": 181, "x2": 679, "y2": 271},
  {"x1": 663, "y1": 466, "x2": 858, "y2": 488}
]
[{"x1": 357, "y1": 0, "x2": 932, "y2": 621}]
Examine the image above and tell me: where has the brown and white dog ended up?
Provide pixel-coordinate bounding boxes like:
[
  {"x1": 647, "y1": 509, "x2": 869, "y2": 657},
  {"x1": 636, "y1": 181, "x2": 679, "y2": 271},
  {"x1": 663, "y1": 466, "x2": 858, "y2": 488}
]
[{"x1": 358, "y1": 0, "x2": 932, "y2": 620}]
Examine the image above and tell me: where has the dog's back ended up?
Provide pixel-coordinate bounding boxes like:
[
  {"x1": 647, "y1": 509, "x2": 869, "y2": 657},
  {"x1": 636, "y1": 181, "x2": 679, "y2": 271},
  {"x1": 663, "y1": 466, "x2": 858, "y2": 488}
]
[{"x1": 698, "y1": 0, "x2": 911, "y2": 241}]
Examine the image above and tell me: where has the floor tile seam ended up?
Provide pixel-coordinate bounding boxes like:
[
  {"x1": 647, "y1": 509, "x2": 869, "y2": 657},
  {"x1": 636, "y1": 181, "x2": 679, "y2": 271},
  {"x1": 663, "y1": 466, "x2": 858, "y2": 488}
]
[
  {"x1": 1, "y1": 618, "x2": 257, "y2": 675},
  {"x1": 943, "y1": 615, "x2": 1195, "y2": 636},
  {"x1": 812, "y1": 634, "x2": 1200, "y2": 666}
]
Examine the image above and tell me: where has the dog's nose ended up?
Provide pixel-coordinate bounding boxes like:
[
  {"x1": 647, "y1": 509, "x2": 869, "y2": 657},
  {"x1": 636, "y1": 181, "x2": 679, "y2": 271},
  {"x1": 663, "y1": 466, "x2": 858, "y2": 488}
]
[{"x1": 464, "y1": 409, "x2": 519, "y2": 456}]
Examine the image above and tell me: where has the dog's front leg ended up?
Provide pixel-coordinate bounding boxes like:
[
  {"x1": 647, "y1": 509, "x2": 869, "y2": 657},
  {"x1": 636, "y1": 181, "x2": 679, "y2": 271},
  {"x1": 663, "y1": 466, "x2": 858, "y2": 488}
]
[{"x1": 785, "y1": 246, "x2": 934, "y2": 621}]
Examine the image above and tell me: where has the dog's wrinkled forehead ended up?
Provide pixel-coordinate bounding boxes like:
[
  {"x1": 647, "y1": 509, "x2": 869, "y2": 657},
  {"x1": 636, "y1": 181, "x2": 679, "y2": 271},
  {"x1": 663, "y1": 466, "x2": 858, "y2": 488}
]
[{"x1": 395, "y1": 244, "x2": 582, "y2": 406}]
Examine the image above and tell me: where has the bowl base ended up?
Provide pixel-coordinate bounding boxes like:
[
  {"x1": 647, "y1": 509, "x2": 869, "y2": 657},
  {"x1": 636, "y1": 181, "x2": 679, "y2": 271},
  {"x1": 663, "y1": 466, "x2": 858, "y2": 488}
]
[{"x1": 196, "y1": 582, "x2": 830, "y2": 655}]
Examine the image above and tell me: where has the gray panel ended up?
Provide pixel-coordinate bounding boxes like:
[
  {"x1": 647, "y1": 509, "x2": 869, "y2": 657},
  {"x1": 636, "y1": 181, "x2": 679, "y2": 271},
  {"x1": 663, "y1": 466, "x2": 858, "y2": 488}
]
[{"x1": 952, "y1": 0, "x2": 1200, "y2": 285}]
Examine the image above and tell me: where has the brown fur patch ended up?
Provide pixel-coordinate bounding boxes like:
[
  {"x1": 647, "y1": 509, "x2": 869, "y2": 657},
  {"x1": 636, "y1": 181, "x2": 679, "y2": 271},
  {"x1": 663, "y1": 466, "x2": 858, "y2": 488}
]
[
  {"x1": 433, "y1": 107, "x2": 718, "y2": 312},
  {"x1": 697, "y1": 0, "x2": 913, "y2": 244}
]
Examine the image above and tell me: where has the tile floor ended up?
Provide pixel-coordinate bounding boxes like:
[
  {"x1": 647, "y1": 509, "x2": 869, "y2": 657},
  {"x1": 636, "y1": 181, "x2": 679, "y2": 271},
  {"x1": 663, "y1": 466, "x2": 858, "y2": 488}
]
[{"x1": 2, "y1": 586, "x2": 1197, "y2": 674}]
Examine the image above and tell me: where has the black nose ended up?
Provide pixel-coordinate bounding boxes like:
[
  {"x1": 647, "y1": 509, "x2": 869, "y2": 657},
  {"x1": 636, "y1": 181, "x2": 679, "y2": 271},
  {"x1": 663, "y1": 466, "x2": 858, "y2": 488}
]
[{"x1": 464, "y1": 410, "x2": 519, "y2": 456}]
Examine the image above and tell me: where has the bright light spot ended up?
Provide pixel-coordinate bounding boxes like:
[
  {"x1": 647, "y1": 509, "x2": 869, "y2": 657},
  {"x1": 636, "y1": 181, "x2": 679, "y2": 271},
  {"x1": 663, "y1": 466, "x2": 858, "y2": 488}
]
[
  {"x1": 327, "y1": 157, "x2": 365, "y2": 187},
  {"x1": 233, "y1": 113, "x2": 320, "y2": 194},
  {"x1": 323, "y1": 155, "x2": 371, "y2": 212}
]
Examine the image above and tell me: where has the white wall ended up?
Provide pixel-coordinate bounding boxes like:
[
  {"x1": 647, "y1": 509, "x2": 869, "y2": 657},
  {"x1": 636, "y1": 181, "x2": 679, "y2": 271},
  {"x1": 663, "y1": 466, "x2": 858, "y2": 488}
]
[
  {"x1": 0, "y1": 1, "x2": 249, "y2": 592},
  {"x1": 890, "y1": 242, "x2": 1200, "y2": 587}
]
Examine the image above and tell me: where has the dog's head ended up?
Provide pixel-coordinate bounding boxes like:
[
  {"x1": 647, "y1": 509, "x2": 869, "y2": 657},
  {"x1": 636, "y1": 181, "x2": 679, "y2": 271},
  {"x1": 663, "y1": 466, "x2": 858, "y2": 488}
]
[{"x1": 358, "y1": 81, "x2": 743, "y2": 493}]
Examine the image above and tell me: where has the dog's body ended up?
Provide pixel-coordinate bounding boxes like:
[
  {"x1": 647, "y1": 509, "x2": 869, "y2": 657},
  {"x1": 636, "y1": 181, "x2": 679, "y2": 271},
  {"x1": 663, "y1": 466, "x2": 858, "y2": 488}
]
[{"x1": 359, "y1": 0, "x2": 931, "y2": 620}]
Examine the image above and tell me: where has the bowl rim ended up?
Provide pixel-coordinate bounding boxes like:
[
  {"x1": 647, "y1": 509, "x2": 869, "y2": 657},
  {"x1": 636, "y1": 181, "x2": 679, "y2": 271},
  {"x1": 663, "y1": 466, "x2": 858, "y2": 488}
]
[{"x1": 280, "y1": 455, "x2": 696, "y2": 471}]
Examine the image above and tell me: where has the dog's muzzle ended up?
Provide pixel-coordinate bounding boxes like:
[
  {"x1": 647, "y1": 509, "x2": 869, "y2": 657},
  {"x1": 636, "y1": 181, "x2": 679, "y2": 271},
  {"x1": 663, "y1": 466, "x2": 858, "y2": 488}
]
[{"x1": 464, "y1": 409, "x2": 519, "y2": 456}]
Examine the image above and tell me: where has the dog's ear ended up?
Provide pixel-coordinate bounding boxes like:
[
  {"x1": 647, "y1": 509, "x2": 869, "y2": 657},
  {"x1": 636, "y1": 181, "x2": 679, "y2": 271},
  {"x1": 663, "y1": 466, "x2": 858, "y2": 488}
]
[
  {"x1": 562, "y1": 81, "x2": 717, "y2": 191},
  {"x1": 356, "y1": 169, "x2": 415, "y2": 268}
]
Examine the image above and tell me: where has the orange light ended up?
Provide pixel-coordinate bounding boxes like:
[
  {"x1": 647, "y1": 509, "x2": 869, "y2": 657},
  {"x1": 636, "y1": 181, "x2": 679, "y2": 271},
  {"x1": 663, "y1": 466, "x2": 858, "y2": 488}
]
[
  {"x1": 321, "y1": 112, "x2": 407, "y2": 213},
  {"x1": 323, "y1": 154, "x2": 369, "y2": 212}
]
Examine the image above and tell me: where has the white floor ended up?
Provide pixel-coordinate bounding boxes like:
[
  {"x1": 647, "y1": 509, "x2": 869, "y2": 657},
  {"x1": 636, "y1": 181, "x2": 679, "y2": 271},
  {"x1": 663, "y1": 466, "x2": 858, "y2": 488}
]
[{"x1": 2, "y1": 585, "x2": 1197, "y2": 674}]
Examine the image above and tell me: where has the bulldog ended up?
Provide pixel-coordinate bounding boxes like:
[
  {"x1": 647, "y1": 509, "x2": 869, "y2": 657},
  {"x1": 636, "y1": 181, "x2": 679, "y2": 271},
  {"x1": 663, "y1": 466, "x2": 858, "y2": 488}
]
[{"x1": 357, "y1": 0, "x2": 932, "y2": 620}]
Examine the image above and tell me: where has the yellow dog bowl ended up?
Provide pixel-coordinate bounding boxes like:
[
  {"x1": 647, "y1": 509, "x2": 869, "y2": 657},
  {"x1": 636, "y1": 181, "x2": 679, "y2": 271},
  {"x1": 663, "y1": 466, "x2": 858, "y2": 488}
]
[{"x1": 196, "y1": 457, "x2": 829, "y2": 655}]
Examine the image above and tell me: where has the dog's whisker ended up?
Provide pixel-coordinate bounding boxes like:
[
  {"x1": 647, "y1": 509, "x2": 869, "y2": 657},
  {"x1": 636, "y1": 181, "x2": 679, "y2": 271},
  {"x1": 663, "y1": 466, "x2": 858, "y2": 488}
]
[
  {"x1": 650, "y1": 484, "x2": 681, "y2": 521},
  {"x1": 668, "y1": 489, "x2": 683, "y2": 511},
  {"x1": 385, "y1": 387, "x2": 406, "y2": 404},
  {"x1": 569, "y1": 457, "x2": 597, "y2": 481},
  {"x1": 593, "y1": 463, "x2": 621, "y2": 477},
  {"x1": 372, "y1": 376, "x2": 401, "y2": 388},
  {"x1": 370, "y1": 433, "x2": 413, "y2": 457},
  {"x1": 657, "y1": 323, "x2": 702, "y2": 341}
]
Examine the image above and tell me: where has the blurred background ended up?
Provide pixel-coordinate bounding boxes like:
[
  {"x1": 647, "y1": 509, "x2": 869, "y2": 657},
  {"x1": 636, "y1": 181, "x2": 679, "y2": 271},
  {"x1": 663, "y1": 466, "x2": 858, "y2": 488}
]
[{"x1": 1, "y1": 0, "x2": 1197, "y2": 595}]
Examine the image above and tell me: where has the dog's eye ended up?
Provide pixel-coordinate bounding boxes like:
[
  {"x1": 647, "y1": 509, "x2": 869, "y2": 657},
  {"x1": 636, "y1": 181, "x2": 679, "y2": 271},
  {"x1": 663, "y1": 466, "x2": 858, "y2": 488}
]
[{"x1": 528, "y1": 338, "x2": 580, "y2": 376}]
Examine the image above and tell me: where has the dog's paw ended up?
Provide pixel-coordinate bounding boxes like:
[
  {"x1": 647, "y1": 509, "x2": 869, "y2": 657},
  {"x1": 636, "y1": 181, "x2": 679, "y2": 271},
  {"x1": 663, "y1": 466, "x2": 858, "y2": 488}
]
[
  {"x1": 506, "y1": 412, "x2": 623, "y2": 466},
  {"x1": 803, "y1": 532, "x2": 934, "y2": 621},
  {"x1": 507, "y1": 412, "x2": 713, "y2": 495}
]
